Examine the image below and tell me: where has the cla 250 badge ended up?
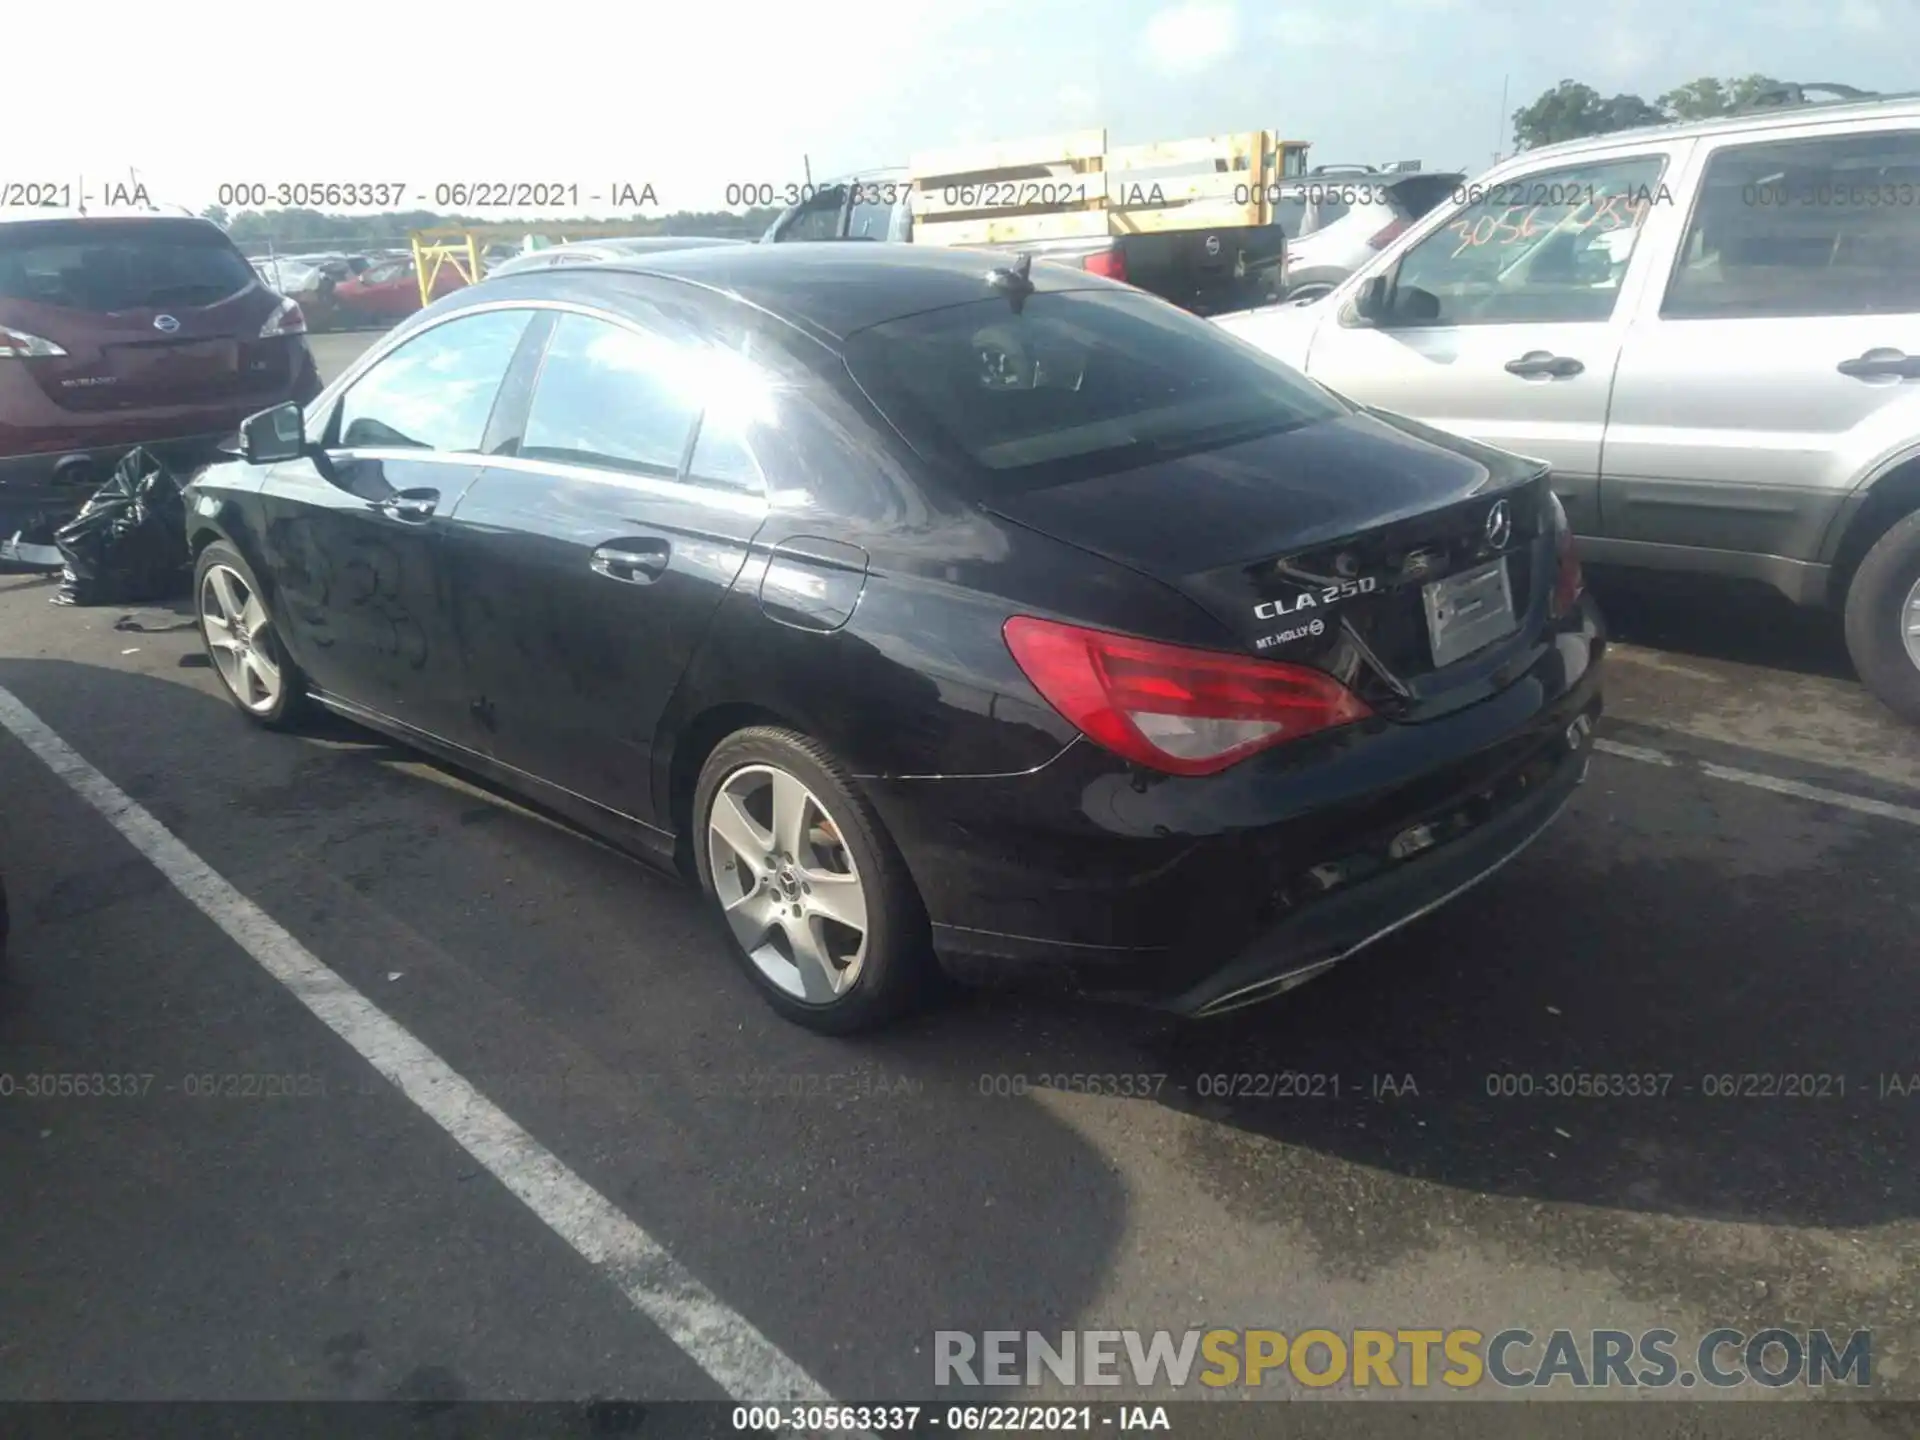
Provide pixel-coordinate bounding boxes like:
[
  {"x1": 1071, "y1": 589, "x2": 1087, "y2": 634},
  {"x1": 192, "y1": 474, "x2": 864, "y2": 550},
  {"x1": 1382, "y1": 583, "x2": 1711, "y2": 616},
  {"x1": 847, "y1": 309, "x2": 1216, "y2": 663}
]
[{"x1": 1253, "y1": 576, "x2": 1378, "y2": 620}]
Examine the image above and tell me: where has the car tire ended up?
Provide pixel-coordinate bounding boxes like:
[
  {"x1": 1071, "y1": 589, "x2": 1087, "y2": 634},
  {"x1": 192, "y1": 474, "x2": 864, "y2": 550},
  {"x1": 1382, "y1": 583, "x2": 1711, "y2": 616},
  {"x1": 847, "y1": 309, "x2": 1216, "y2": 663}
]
[
  {"x1": 693, "y1": 726, "x2": 932, "y2": 1034},
  {"x1": 1843, "y1": 510, "x2": 1920, "y2": 725},
  {"x1": 194, "y1": 540, "x2": 311, "y2": 730}
]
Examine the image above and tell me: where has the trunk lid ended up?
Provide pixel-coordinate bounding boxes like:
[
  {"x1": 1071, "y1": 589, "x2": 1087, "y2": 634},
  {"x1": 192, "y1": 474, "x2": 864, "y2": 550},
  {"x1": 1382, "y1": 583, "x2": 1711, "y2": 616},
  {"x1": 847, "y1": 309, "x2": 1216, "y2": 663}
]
[{"x1": 982, "y1": 409, "x2": 1557, "y2": 719}]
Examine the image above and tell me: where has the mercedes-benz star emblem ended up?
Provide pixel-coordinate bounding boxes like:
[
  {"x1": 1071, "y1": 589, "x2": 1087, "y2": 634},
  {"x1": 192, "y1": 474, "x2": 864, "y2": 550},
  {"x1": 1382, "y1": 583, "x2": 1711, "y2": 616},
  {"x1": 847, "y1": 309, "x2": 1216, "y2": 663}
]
[
  {"x1": 1205, "y1": 235, "x2": 1221, "y2": 257},
  {"x1": 1484, "y1": 499, "x2": 1512, "y2": 549},
  {"x1": 153, "y1": 314, "x2": 181, "y2": 333}
]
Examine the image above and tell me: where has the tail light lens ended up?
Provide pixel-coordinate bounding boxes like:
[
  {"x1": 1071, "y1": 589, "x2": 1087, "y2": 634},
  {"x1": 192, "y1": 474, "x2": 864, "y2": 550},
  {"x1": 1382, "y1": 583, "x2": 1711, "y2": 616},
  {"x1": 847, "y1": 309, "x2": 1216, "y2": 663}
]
[
  {"x1": 1366, "y1": 217, "x2": 1409, "y2": 250},
  {"x1": 1081, "y1": 248, "x2": 1128, "y2": 282},
  {"x1": 260, "y1": 298, "x2": 307, "y2": 338},
  {"x1": 0, "y1": 326, "x2": 67, "y2": 358},
  {"x1": 1547, "y1": 492, "x2": 1584, "y2": 617},
  {"x1": 1004, "y1": 616, "x2": 1372, "y2": 776}
]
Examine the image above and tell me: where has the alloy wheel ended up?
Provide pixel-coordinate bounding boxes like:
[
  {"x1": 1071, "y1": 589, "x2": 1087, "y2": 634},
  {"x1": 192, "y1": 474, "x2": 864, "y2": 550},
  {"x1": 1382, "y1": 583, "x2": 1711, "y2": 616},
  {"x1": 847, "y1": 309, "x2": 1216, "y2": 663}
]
[
  {"x1": 201, "y1": 563, "x2": 284, "y2": 715},
  {"x1": 1905, "y1": 575, "x2": 1920, "y2": 674},
  {"x1": 706, "y1": 763, "x2": 869, "y2": 1003}
]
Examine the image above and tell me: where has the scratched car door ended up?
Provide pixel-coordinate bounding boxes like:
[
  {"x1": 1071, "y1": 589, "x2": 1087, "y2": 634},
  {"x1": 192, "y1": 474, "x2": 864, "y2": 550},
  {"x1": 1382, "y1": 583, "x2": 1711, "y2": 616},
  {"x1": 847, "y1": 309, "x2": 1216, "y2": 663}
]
[
  {"x1": 254, "y1": 308, "x2": 533, "y2": 747},
  {"x1": 443, "y1": 304, "x2": 772, "y2": 825}
]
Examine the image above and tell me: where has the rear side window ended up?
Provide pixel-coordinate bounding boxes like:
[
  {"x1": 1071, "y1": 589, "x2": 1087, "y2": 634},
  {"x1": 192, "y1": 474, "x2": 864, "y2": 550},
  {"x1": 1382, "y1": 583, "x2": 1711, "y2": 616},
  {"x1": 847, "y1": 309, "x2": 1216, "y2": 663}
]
[
  {"x1": 0, "y1": 219, "x2": 255, "y2": 312},
  {"x1": 842, "y1": 288, "x2": 1347, "y2": 495},
  {"x1": 1662, "y1": 130, "x2": 1920, "y2": 319},
  {"x1": 520, "y1": 313, "x2": 700, "y2": 476},
  {"x1": 335, "y1": 310, "x2": 532, "y2": 452}
]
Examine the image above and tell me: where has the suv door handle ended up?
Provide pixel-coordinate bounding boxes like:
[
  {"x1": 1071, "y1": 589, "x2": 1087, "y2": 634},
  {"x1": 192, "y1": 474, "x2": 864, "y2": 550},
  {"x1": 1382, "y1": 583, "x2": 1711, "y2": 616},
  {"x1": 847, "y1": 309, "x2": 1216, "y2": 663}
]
[
  {"x1": 1505, "y1": 352, "x2": 1585, "y2": 379},
  {"x1": 376, "y1": 488, "x2": 439, "y2": 522},
  {"x1": 1837, "y1": 349, "x2": 1920, "y2": 381},
  {"x1": 591, "y1": 539, "x2": 670, "y2": 584}
]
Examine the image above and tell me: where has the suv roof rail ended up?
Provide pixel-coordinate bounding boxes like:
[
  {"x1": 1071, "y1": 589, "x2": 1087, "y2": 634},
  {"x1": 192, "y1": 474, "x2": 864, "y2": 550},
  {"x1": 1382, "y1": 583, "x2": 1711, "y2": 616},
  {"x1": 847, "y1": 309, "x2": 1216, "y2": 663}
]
[{"x1": 1738, "y1": 81, "x2": 1879, "y2": 112}]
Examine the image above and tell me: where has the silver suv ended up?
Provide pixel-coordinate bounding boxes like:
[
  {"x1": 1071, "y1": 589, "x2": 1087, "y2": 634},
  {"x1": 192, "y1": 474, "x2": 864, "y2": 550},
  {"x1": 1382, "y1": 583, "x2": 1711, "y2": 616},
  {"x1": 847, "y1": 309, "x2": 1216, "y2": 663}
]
[{"x1": 1219, "y1": 92, "x2": 1920, "y2": 722}]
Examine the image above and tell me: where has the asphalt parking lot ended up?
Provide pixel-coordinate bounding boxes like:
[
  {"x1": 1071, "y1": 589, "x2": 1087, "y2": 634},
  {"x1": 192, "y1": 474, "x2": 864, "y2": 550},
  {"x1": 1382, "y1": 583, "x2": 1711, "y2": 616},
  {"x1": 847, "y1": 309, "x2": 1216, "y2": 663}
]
[{"x1": 2, "y1": 327, "x2": 1918, "y2": 1414}]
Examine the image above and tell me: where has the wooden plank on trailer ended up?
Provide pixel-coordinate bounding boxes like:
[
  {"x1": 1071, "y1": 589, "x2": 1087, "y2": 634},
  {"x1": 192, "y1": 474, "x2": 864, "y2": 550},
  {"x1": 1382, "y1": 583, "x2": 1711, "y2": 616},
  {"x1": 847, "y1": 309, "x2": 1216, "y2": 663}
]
[
  {"x1": 910, "y1": 129, "x2": 1107, "y2": 181},
  {"x1": 913, "y1": 210, "x2": 1116, "y2": 247},
  {"x1": 911, "y1": 178, "x2": 1108, "y2": 220},
  {"x1": 1104, "y1": 170, "x2": 1256, "y2": 207},
  {"x1": 1108, "y1": 198, "x2": 1269, "y2": 234},
  {"x1": 1107, "y1": 132, "x2": 1271, "y2": 171}
]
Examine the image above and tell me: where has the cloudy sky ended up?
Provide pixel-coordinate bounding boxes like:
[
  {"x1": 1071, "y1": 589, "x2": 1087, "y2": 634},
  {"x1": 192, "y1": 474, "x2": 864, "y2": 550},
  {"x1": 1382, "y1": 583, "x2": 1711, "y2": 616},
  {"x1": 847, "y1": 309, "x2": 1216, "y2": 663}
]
[{"x1": 9, "y1": 0, "x2": 1913, "y2": 217}]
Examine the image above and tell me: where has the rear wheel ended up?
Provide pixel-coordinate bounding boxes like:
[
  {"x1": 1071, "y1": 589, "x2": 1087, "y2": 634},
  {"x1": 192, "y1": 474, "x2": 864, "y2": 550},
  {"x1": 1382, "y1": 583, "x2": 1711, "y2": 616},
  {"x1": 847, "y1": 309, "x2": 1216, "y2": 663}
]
[
  {"x1": 195, "y1": 541, "x2": 310, "y2": 729},
  {"x1": 1843, "y1": 510, "x2": 1920, "y2": 725},
  {"x1": 693, "y1": 726, "x2": 932, "y2": 1033}
]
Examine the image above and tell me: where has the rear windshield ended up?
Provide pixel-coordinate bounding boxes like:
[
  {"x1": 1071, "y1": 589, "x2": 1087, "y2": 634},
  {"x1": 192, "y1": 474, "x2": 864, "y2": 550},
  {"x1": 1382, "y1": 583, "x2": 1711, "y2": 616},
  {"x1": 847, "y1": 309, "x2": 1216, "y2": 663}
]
[
  {"x1": 841, "y1": 288, "x2": 1347, "y2": 494},
  {"x1": 0, "y1": 220, "x2": 256, "y2": 312}
]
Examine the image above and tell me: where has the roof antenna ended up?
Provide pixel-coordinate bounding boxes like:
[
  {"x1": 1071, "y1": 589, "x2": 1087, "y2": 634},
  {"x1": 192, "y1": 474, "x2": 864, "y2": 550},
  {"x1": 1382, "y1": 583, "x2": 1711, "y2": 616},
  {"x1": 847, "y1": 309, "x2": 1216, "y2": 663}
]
[{"x1": 988, "y1": 251, "x2": 1035, "y2": 309}]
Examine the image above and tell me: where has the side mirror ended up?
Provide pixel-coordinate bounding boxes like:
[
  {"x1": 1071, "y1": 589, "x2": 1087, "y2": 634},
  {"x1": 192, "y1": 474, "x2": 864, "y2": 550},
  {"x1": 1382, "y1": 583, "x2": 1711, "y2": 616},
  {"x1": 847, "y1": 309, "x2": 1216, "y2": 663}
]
[{"x1": 240, "y1": 402, "x2": 309, "y2": 465}]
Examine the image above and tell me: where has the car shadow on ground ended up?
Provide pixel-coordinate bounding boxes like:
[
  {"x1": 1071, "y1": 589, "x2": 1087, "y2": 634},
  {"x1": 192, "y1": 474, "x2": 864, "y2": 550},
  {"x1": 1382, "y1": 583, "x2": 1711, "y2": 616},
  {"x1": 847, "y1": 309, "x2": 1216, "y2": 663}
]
[
  {"x1": 0, "y1": 658, "x2": 1133, "y2": 1397},
  {"x1": 4, "y1": 653, "x2": 1915, "y2": 1380},
  {"x1": 1585, "y1": 567, "x2": 1855, "y2": 682}
]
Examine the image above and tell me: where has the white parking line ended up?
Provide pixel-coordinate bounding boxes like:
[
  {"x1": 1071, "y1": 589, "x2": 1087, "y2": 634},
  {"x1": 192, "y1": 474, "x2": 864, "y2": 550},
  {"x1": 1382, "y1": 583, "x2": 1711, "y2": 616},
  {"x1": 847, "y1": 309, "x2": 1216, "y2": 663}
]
[
  {"x1": 0, "y1": 683, "x2": 834, "y2": 1404},
  {"x1": 1596, "y1": 737, "x2": 1920, "y2": 828}
]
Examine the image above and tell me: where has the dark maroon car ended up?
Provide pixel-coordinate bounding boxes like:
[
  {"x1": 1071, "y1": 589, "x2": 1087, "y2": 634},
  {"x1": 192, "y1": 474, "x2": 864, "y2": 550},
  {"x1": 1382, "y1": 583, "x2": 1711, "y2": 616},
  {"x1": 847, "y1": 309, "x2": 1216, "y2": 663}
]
[{"x1": 0, "y1": 213, "x2": 322, "y2": 538}]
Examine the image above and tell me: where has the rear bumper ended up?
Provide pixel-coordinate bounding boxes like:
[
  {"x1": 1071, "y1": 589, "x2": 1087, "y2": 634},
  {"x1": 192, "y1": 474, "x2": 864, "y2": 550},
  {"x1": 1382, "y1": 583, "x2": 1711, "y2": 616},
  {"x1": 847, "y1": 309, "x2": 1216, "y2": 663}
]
[{"x1": 862, "y1": 595, "x2": 1604, "y2": 1013}]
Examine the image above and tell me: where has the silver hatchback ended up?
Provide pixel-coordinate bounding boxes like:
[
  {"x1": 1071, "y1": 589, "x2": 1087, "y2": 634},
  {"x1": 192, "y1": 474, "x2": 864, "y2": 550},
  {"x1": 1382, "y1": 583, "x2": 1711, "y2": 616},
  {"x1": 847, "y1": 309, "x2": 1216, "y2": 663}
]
[{"x1": 1220, "y1": 92, "x2": 1920, "y2": 723}]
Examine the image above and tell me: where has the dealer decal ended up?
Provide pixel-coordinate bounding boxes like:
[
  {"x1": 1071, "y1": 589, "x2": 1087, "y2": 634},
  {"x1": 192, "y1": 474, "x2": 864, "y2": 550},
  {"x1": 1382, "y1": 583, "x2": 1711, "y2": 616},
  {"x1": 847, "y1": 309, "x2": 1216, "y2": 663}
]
[{"x1": 1254, "y1": 617, "x2": 1325, "y2": 651}]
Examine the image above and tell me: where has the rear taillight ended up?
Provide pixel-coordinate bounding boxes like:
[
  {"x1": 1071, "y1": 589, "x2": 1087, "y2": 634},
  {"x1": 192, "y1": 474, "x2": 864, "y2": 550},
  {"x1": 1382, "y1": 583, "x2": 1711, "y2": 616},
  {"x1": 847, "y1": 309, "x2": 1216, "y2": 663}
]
[
  {"x1": 1547, "y1": 492, "x2": 1584, "y2": 617},
  {"x1": 1004, "y1": 616, "x2": 1372, "y2": 777},
  {"x1": 1081, "y1": 248, "x2": 1128, "y2": 282},
  {"x1": 260, "y1": 298, "x2": 307, "y2": 338},
  {"x1": 1366, "y1": 217, "x2": 1409, "y2": 250},
  {"x1": 0, "y1": 326, "x2": 67, "y2": 358}
]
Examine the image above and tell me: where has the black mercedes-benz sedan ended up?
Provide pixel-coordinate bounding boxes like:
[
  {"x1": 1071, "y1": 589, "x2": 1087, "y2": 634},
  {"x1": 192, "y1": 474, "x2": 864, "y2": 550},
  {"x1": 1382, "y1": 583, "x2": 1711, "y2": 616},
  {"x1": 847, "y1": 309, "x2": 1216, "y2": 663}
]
[{"x1": 182, "y1": 243, "x2": 1603, "y2": 1033}]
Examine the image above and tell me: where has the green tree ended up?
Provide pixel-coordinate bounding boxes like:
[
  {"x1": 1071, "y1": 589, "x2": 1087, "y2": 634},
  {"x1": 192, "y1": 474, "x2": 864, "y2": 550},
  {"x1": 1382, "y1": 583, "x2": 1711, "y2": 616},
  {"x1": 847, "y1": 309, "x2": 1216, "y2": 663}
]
[
  {"x1": 1658, "y1": 73, "x2": 1784, "y2": 119},
  {"x1": 200, "y1": 203, "x2": 230, "y2": 228},
  {"x1": 1512, "y1": 80, "x2": 1667, "y2": 150}
]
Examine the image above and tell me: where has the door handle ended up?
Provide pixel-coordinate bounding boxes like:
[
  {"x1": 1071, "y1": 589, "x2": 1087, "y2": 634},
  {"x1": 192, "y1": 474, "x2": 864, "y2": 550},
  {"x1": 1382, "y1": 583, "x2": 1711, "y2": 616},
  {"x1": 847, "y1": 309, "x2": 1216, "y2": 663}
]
[
  {"x1": 1504, "y1": 352, "x2": 1585, "y2": 379},
  {"x1": 1837, "y1": 349, "x2": 1920, "y2": 381},
  {"x1": 591, "y1": 539, "x2": 670, "y2": 584},
  {"x1": 376, "y1": 488, "x2": 439, "y2": 522}
]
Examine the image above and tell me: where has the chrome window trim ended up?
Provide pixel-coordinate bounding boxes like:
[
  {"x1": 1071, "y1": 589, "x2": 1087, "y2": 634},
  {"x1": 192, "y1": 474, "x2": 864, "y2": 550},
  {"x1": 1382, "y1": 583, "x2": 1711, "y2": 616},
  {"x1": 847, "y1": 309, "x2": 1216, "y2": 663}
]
[{"x1": 330, "y1": 446, "x2": 771, "y2": 519}]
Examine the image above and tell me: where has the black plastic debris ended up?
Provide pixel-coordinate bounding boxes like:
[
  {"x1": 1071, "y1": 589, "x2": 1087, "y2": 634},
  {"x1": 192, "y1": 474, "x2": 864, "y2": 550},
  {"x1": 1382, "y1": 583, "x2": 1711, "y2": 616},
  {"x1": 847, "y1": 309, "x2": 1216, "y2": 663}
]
[
  {"x1": 0, "y1": 509, "x2": 71, "y2": 570},
  {"x1": 52, "y1": 447, "x2": 192, "y2": 606}
]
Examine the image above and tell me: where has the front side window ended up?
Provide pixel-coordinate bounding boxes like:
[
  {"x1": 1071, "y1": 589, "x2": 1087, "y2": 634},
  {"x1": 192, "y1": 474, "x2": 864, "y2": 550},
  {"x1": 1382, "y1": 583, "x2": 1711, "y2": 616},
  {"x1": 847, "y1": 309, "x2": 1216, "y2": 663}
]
[
  {"x1": 1375, "y1": 155, "x2": 1670, "y2": 326},
  {"x1": 519, "y1": 313, "x2": 701, "y2": 476},
  {"x1": 1662, "y1": 130, "x2": 1920, "y2": 320},
  {"x1": 334, "y1": 309, "x2": 532, "y2": 452},
  {"x1": 843, "y1": 288, "x2": 1348, "y2": 495}
]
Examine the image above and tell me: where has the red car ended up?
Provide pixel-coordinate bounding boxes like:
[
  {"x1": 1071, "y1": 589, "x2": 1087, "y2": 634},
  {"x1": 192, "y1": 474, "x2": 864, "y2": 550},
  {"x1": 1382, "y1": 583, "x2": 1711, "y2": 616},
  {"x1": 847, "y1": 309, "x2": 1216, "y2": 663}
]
[
  {"x1": 329, "y1": 255, "x2": 469, "y2": 325},
  {"x1": 0, "y1": 213, "x2": 321, "y2": 538}
]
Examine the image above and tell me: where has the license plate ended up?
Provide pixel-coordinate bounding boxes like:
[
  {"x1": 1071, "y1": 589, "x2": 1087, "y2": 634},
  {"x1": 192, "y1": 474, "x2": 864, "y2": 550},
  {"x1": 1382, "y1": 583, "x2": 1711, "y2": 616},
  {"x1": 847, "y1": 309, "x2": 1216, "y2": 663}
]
[
  {"x1": 110, "y1": 340, "x2": 237, "y2": 382},
  {"x1": 1423, "y1": 558, "x2": 1517, "y2": 668}
]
